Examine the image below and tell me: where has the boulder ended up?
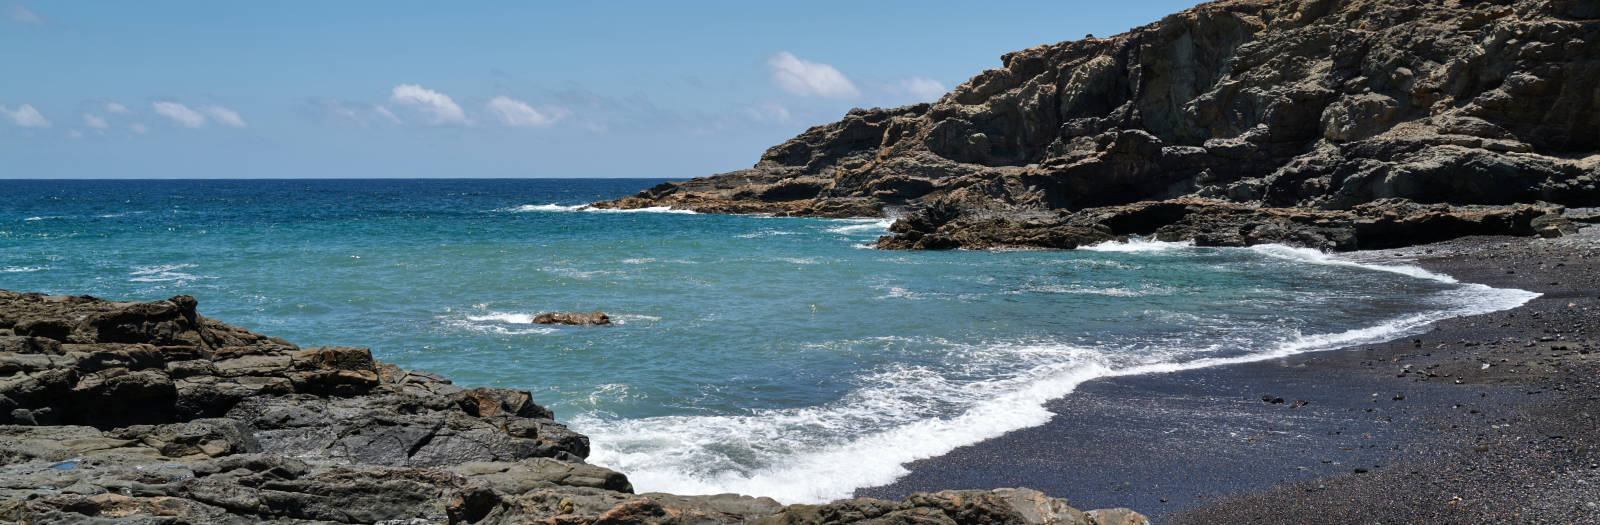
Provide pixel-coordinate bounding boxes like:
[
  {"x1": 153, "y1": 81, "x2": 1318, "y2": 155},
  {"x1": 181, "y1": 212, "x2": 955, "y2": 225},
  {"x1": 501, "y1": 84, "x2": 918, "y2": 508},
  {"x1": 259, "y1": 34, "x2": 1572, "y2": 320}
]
[{"x1": 532, "y1": 312, "x2": 612, "y2": 326}]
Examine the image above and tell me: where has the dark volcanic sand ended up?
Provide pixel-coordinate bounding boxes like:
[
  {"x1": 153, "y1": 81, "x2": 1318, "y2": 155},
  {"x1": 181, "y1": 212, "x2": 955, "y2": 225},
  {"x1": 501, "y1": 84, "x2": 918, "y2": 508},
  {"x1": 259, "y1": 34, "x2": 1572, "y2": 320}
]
[{"x1": 856, "y1": 228, "x2": 1600, "y2": 524}]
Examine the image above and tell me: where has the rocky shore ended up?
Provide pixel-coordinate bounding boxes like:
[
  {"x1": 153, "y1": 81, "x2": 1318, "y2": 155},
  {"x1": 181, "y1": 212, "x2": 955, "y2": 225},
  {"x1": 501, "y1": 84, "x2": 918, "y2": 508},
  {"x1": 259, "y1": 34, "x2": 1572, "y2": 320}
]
[
  {"x1": 0, "y1": 290, "x2": 1146, "y2": 524},
  {"x1": 595, "y1": 0, "x2": 1600, "y2": 251},
  {"x1": 857, "y1": 229, "x2": 1600, "y2": 523}
]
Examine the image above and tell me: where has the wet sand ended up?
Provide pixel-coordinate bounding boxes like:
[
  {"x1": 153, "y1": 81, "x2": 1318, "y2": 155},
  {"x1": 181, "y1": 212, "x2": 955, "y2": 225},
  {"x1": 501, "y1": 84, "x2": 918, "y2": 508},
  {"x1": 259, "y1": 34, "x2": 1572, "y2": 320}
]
[{"x1": 857, "y1": 228, "x2": 1600, "y2": 523}]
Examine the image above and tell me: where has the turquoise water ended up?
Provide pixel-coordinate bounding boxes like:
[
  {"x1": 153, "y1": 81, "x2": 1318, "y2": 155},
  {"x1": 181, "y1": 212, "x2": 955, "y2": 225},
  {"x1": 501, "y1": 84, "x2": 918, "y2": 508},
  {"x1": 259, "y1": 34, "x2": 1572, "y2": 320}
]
[{"x1": 0, "y1": 179, "x2": 1536, "y2": 502}]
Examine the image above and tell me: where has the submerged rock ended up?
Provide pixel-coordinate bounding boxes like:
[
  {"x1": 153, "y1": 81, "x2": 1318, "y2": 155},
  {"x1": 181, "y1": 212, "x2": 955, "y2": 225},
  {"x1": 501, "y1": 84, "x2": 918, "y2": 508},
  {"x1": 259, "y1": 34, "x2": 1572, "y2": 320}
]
[
  {"x1": 532, "y1": 311, "x2": 612, "y2": 326},
  {"x1": 598, "y1": 0, "x2": 1600, "y2": 250},
  {"x1": 0, "y1": 289, "x2": 1145, "y2": 523}
]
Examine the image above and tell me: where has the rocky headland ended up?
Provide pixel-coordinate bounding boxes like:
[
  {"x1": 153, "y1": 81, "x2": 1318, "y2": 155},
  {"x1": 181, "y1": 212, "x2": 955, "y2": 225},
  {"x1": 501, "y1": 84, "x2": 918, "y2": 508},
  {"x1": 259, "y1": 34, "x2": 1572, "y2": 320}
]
[
  {"x1": 596, "y1": 0, "x2": 1600, "y2": 251},
  {"x1": 0, "y1": 290, "x2": 1146, "y2": 524}
]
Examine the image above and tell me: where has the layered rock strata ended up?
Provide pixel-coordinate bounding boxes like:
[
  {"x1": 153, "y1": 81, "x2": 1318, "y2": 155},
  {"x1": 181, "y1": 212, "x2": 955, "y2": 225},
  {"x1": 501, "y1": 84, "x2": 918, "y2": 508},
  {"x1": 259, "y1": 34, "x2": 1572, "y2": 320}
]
[
  {"x1": 0, "y1": 290, "x2": 1145, "y2": 524},
  {"x1": 597, "y1": 0, "x2": 1600, "y2": 250}
]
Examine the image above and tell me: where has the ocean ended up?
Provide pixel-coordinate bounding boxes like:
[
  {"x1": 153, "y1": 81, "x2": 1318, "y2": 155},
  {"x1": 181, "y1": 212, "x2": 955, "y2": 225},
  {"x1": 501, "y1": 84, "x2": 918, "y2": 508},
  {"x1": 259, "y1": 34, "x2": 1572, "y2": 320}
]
[{"x1": 0, "y1": 178, "x2": 1537, "y2": 503}]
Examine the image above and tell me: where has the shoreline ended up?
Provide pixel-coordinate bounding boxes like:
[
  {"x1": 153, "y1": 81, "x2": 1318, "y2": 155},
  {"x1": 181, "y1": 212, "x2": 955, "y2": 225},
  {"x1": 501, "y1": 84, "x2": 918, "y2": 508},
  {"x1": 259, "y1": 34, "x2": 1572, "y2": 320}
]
[{"x1": 856, "y1": 229, "x2": 1600, "y2": 522}]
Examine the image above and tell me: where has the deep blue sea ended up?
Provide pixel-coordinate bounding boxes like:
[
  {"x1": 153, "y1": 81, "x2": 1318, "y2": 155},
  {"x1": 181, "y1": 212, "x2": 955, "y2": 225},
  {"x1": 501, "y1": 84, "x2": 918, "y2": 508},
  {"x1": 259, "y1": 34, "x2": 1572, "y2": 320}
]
[{"x1": 0, "y1": 179, "x2": 1536, "y2": 502}]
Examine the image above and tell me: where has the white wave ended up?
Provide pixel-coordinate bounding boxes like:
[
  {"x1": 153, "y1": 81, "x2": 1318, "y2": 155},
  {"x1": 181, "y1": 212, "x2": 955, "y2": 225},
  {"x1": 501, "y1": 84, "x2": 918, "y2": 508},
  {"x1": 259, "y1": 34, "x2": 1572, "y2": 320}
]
[
  {"x1": 96, "y1": 211, "x2": 148, "y2": 219},
  {"x1": 579, "y1": 276, "x2": 1538, "y2": 504},
  {"x1": 500, "y1": 203, "x2": 697, "y2": 215},
  {"x1": 1247, "y1": 244, "x2": 1458, "y2": 283},
  {"x1": 735, "y1": 229, "x2": 800, "y2": 239},
  {"x1": 593, "y1": 206, "x2": 697, "y2": 215},
  {"x1": 1079, "y1": 238, "x2": 1194, "y2": 252},
  {"x1": 585, "y1": 383, "x2": 636, "y2": 407},
  {"x1": 467, "y1": 312, "x2": 536, "y2": 324},
  {"x1": 446, "y1": 311, "x2": 562, "y2": 335},
  {"x1": 128, "y1": 263, "x2": 209, "y2": 283},
  {"x1": 442, "y1": 319, "x2": 559, "y2": 336},
  {"x1": 1011, "y1": 283, "x2": 1170, "y2": 297},
  {"x1": 541, "y1": 266, "x2": 623, "y2": 280},
  {"x1": 621, "y1": 258, "x2": 657, "y2": 264},
  {"x1": 611, "y1": 314, "x2": 661, "y2": 326},
  {"x1": 1, "y1": 266, "x2": 48, "y2": 273},
  {"x1": 501, "y1": 204, "x2": 584, "y2": 212},
  {"x1": 578, "y1": 355, "x2": 1112, "y2": 505},
  {"x1": 826, "y1": 218, "x2": 895, "y2": 235},
  {"x1": 873, "y1": 286, "x2": 938, "y2": 300}
]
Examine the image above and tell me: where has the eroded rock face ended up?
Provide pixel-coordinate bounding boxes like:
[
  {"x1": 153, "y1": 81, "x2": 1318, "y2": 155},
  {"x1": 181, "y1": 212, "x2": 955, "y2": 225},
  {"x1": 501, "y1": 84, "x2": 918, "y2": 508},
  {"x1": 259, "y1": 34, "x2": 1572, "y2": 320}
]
[
  {"x1": 599, "y1": 0, "x2": 1600, "y2": 250},
  {"x1": 0, "y1": 290, "x2": 1147, "y2": 524}
]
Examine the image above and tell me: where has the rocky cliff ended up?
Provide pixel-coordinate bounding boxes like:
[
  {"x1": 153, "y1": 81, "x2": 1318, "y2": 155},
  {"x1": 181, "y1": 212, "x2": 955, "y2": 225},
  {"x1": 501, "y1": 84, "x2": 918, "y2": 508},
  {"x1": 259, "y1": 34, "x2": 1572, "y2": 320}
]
[
  {"x1": 597, "y1": 0, "x2": 1600, "y2": 250},
  {"x1": 0, "y1": 290, "x2": 1146, "y2": 524}
]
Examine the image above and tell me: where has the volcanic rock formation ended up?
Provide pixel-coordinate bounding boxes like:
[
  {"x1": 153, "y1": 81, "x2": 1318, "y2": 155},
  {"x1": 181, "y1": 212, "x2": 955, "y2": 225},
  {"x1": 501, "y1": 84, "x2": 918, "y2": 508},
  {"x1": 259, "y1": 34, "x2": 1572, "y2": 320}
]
[
  {"x1": 532, "y1": 312, "x2": 612, "y2": 326},
  {"x1": 598, "y1": 0, "x2": 1600, "y2": 250}
]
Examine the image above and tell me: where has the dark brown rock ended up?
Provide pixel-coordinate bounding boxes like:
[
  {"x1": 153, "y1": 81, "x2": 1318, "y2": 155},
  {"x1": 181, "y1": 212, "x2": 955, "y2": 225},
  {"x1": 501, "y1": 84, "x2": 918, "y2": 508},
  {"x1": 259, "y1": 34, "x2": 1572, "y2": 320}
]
[{"x1": 532, "y1": 311, "x2": 612, "y2": 326}]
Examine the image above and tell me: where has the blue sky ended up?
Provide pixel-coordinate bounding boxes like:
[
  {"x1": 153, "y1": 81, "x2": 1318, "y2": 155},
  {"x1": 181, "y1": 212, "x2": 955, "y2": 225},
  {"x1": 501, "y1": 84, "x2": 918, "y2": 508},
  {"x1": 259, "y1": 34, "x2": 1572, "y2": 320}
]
[{"x1": 3, "y1": 1, "x2": 1200, "y2": 179}]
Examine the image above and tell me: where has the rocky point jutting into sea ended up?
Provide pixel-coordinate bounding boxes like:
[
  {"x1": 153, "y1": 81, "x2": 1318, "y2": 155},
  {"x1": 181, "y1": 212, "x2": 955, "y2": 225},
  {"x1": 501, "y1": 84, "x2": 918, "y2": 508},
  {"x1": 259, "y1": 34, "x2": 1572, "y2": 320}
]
[
  {"x1": 0, "y1": 290, "x2": 1147, "y2": 523},
  {"x1": 595, "y1": 0, "x2": 1600, "y2": 251}
]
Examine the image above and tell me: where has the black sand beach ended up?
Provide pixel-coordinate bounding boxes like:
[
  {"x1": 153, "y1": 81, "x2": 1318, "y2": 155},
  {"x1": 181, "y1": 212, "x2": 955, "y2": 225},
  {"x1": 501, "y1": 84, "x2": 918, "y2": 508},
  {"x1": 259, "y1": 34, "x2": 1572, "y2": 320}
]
[{"x1": 859, "y1": 228, "x2": 1600, "y2": 523}]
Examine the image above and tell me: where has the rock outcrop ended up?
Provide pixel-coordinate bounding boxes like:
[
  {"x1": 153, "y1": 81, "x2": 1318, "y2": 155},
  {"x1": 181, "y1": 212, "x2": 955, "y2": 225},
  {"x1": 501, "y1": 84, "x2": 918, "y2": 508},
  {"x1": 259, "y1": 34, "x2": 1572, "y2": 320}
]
[
  {"x1": 597, "y1": 0, "x2": 1600, "y2": 250},
  {"x1": 0, "y1": 290, "x2": 1146, "y2": 524},
  {"x1": 532, "y1": 312, "x2": 612, "y2": 326}
]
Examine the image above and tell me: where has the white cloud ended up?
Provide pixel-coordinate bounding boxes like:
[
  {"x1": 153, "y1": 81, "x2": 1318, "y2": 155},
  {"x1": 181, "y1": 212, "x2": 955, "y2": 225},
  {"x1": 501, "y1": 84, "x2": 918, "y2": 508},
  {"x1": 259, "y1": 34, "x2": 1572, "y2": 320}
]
[
  {"x1": 10, "y1": 4, "x2": 41, "y2": 25},
  {"x1": 390, "y1": 84, "x2": 467, "y2": 125},
  {"x1": 199, "y1": 105, "x2": 246, "y2": 127},
  {"x1": 105, "y1": 102, "x2": 131, "y2": 115},
  {"x1": 486, "y1": 95, "x2": 564, "y2": 127},
  {"x1": 129, "y1": 123, "x2": 149, "y2": 134},
  {"x1": 373, "y1": 105, "x2": 401, "y2": 124},
  {"x1": 152, "y1": 102, "x2": 206, "y2": 128},
  {"x1": 1, "y1": 104, "x2": 50, "y2": 127},
  {"x1": 767, "y1": 51, "x2": 859, "y2": 99},
  {"x1": 67, "y1": 129, "x2": 83, "y2": 139},
  {"x1": 893, "y1": 77, "x2": 948, "y2": 103},
  {"x1": 83, "y1": 113, "x2": 109, "y2": 129}
]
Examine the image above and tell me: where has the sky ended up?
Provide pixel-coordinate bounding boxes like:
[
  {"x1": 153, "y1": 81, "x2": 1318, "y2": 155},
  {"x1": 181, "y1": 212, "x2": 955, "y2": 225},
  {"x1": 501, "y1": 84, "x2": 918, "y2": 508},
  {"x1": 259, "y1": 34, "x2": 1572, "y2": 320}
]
[{"x1": 2, "y1": 1, "x2": 1201, "y2": 179}]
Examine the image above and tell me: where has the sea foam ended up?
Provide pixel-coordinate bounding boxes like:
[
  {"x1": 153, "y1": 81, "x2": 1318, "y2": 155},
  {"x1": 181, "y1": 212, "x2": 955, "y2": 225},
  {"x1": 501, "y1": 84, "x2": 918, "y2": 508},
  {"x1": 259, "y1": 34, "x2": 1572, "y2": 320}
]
[
  {"x1": 1079, "y1": 238, "x2": 1195, "y2": 252},
  {"x1": 825, "y1": 218, "x2": 895, "y2": 235}
]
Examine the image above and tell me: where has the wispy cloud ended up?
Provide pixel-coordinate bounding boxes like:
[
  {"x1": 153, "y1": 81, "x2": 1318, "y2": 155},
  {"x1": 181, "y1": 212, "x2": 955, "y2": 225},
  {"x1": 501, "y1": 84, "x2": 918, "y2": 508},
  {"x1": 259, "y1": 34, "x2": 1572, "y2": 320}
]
[
  {"x1": 152, "y1": 102, "x2": 207, "y2": 128},
  {"x1": 1, "y1": 104, "x2": 51, "y2": 127},
  {"x1": 486, "y1": 95, "x2": 565, "y2": 127},
  {"x1": 83, "y1": 113, "x2": 109, "y2": 129},
  {"x1": 9, "y1": 4, "x2": 41, "y2": 25},
  {"x1": 149, "y1": 101, "x2": 245, "y2": 128},
  {"x1": 199, "y1": 105, "x2": 246, "y2": 127},
  {"x1": 104, "y1": 102, "x2": 131, "y2": 115},
  {"x1": 129, "y1": 123, "x2": 149, "y2": 134},
  {"x1": 767, "y1": 51, "x2": 859, "y2": 99},
  {"x1": 390, "y1": 84, "x2": 467, "y2": 126},
  {"x1": 302, "y1": 98, "x2": 403, "y2": 126}
]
